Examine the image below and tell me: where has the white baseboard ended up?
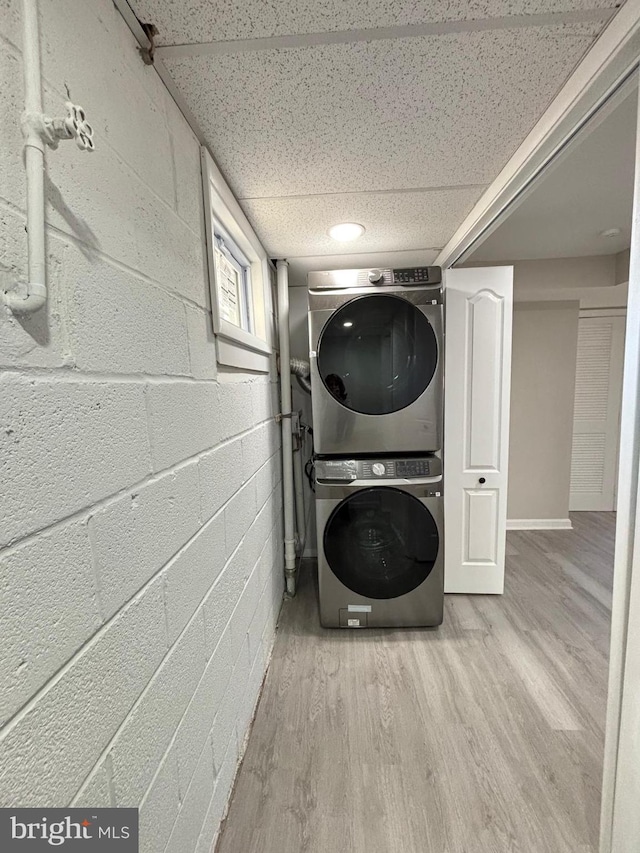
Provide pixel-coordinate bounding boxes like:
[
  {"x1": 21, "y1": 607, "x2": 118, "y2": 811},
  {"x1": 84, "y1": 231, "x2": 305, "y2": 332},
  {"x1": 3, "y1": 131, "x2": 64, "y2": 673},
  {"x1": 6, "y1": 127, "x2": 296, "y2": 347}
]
[{"x1": 506, "y1": 518, "x2": 573, "y2": 531}]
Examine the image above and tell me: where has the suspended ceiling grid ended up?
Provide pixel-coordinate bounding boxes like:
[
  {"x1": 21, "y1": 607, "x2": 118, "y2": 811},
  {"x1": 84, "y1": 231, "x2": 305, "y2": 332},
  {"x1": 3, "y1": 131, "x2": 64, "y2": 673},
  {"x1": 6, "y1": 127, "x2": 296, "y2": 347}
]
[{"x1": 131, "y1": 0, "x2": 625, "y2": 263}]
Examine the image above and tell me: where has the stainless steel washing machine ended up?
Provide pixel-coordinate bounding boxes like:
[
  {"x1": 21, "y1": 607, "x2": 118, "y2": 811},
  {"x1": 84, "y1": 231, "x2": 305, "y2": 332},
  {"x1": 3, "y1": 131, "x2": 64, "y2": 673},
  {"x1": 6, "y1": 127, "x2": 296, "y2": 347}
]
[
  {"x1": 308, "y1": 266, "x2": 443, "y2": 455},
  {"x1": 315, "y1": 455, "x2": 444, "y2": 628}
]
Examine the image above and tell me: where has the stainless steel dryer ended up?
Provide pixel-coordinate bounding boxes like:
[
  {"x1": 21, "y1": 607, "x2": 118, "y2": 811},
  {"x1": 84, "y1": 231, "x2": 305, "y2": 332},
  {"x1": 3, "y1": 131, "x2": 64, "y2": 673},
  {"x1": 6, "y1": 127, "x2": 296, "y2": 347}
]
[
  {"x1": 315, "y1": 455, "x2": 443, "y2": 628},
  {"x1": 308, "y1": 266, "x2": 443, "y2": 455}
]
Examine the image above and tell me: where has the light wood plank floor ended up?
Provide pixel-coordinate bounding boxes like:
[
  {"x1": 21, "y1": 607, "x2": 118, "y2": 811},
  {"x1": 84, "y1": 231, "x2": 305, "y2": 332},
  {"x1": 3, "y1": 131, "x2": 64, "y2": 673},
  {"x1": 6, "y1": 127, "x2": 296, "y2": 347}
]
[{"x1": 216, "y1": 512, "x2": 614, "y2": 853}]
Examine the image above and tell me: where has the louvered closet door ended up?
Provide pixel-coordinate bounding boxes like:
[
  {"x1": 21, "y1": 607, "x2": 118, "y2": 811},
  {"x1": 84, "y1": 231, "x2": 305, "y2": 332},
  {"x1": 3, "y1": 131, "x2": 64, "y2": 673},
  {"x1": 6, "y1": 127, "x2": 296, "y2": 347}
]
[{"x1": 570, "y1": 314, "x2": 625, "y2": 511}]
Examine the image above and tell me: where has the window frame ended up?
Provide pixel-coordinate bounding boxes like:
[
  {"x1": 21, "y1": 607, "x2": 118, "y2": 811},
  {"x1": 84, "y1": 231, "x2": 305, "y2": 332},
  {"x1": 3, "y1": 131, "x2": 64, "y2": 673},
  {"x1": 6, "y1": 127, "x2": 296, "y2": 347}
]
[{"x1": 201, "y1": 147, "x2": 272, "y2": 372}]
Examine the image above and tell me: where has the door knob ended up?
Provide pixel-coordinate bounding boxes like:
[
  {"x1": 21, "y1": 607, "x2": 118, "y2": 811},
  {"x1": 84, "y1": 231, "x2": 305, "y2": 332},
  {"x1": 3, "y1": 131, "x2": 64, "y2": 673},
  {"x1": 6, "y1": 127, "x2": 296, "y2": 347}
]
[{"x1": 478, "y1": 477, "x2": 486, "y2": 484}]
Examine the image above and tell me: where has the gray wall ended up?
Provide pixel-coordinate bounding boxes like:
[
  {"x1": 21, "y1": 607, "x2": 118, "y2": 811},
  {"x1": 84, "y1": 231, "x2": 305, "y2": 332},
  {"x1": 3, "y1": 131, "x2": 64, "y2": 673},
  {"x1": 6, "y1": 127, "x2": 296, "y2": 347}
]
[{"x1": 508, "y1": 302, "x2": 580, "y2": 521}]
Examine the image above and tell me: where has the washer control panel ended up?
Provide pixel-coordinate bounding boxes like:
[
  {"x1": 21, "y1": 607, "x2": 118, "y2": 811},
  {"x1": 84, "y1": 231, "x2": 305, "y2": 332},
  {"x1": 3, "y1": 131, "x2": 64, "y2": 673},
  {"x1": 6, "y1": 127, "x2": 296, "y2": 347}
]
[
  {"x1": 316, "y1": 456, "x2": 442, "y2": 481},
  {"x1": 396, "y1": 459, "x2": 431, "y2": 477}
]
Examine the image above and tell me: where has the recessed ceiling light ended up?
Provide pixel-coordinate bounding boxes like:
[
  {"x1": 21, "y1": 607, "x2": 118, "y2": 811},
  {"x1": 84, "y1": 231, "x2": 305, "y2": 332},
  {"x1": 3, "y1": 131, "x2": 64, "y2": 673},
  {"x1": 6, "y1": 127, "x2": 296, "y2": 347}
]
[
  {"x1": 599, "y1": 227, "x2": 622, "y2": 239},
  {"x1": 328, "y1": 222, "x2": 365, "y2": 242}
]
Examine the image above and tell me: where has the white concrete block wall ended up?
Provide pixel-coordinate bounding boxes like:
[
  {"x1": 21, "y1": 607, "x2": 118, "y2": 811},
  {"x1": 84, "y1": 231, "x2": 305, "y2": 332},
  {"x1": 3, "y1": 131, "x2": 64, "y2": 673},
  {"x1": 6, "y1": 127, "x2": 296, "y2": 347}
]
[{"x1": 0, "y1": 1, "x2": 285, "y2": 850}]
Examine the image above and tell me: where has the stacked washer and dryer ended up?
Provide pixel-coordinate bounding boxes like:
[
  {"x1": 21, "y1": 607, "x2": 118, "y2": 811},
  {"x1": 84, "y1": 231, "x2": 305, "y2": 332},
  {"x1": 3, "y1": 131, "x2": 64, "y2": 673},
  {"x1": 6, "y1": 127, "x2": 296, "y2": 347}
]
[{"x1": 307, "y1": 266, "x2": 445, "y2": 628}]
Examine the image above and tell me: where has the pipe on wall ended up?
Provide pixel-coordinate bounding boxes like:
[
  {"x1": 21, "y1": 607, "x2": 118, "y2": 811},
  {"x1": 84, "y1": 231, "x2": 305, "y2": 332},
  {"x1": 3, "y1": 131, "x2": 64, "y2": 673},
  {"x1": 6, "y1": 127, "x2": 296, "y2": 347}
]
[
  {"x1": 293, "y1": 430, "x2": 306, "y2": 552},
  {"x1": 276, "y1": 260, "x2": 297, "y2": 597},
  {"x1": 5, "y1": 0, "x2": 47, "y2": 314}
]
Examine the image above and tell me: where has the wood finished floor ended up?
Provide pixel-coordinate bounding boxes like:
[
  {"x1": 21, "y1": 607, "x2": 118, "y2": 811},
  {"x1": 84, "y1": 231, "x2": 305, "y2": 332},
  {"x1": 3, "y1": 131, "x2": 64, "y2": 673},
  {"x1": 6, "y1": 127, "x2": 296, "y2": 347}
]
[{"x1": 216, "y1": 512, "x2": 614, "y2": 853}]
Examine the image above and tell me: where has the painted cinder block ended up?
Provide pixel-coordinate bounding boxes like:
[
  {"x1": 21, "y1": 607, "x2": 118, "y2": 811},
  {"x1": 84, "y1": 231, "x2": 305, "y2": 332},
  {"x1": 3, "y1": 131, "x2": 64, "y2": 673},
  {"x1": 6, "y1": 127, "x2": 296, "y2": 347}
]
[
  {"x1": 0, "y1": 40, "x2": 26, "y2": 208},
  {"x1": 133, "y1": 190, "x2": 207, "y2": 308},
  {"x1": 38, "y1": 36, "x2": 173, "y2": 264},
  {"x1": 235, "y1": 642, "x2": 270, "y2": 760},
  {"x1": 203, "y1": 550, "x2": 248, "y2": 661},
  {"x1": 46, "y1": 136, "x2": 139, "y2": 273},
  {"x1": 0, "y1": 0, "x2": 283, "y2": 841},
  {"x1": 185, "y1": 304, "x2": 218, "y2": 381},
  {"x1": 228, "y1": 560, "x2": 264, "y2": 666},
  {"x1": 138, "y1": 751, "x2": 181, "y2": 853},
  {"x1": 210, "y1": 636, "x2": 252, "y2": 772},
  {"x1": 0, "y1": 576, "x2": 166, "y2": 807},
  {"x1": 71, "y1": 762, "x2": 113, "y2": 808},
  {"x1": 194, "y1": 736, "x2": 238, "y2": 853},
  {"x1": 203, "y1": 503, "x2": 282, "y2": 663},
  {"x1": 0, "y1": 376, "x2": 151, "y2": 547},
  {"x1": 0, "y1": 520, "x2": 101, "y2": 726},
  {"x1": 246, "y1": 499, "x2": 278, "y2": 570},
  {"x1": 164, "y1": 737, "x2": 215, "y2": 853},
  {"x1": 0, "y1": 214, "x2": 70, "y2": 371},
  {"x1": 90, "y1": 460, "x2": 202, "y2": 620},
  {"x1": 64, "y1": 251, "x2": 191, "y2": 376},
  {"x1": 251, "y1": 584, "x2": 275, "y2": 664},
  {"x1": 242, "y1": 421, "x2": 279, "y2": 481},
  {"x1": 252, "y1": 377, "x2": 277, "y2": 425},
  {"x1": 224, "y1": 478, "x2": 258, "y2": 558},
  {"x1": 34, "y1": 0, "x2": 176, "y2": 208},
  {"x1": 146, "y1": 381, "x2": 220, "y2": 472},
  {"x1": 163, "y1": 512, "x2": 226, "y2": 645},
  {"x1": 198, "y1": 437, "x2": 245, "y2": 522},
  {"x1": 172, "y1": 626, "x2": 235, "y2": 798},
  {"x1": 109, "y1": 613, "x2": 206, "y2": 806},
  {"x1": 216, "y1": 379, "x2": 256, "y2": 441},
  {"x1": 46, "y1": 129, "x2": 203, "y2": 310},
  {"x1": 255, "y1": 453, "x2": 280, "y2": 511},
  {"x1": 165, "y1": 92, "x2": 204, "y2": 237}
]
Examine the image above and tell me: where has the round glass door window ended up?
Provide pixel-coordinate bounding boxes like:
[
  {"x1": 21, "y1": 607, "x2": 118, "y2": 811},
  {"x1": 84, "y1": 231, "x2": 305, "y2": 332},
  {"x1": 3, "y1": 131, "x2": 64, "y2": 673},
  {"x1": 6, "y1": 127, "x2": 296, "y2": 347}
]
[
  {"x1": 324, "y1": 487, "x2": 439, "y2": 599},
  {"x1": 317, "y1": 294, "x2": 438, "y2": 415}
]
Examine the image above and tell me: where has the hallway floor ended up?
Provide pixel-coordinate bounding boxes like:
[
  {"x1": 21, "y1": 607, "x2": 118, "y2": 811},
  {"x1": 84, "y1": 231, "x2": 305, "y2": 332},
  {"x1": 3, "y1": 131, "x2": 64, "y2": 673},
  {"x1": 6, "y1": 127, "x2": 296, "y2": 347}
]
[{"x1": 216, "y1": 513, "x2": 614, "y2": 853}]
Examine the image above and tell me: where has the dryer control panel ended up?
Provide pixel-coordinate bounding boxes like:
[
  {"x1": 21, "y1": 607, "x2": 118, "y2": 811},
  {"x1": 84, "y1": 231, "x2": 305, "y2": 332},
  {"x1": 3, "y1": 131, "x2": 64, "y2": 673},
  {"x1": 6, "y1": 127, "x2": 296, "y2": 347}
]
[
  {"x1": 316, "y1": 455, "x2": 442, "y2": 481},
  {"x1": 392, "y1": 267, "x2": 441, "y2": 285},
  {"x1": 308, "y1": 266, "x2": 442, "y2": 292}
]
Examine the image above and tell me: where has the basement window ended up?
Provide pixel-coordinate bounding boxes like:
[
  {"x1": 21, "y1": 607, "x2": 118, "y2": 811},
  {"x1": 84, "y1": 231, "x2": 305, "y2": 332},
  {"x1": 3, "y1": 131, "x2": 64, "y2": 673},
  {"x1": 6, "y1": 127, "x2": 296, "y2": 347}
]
[
  {"x1": 213, "y1": 230, "x2": 252, "y2": 331},
  {"x1": 201, "y1": 148, "x2": 272, "y2": 372}
]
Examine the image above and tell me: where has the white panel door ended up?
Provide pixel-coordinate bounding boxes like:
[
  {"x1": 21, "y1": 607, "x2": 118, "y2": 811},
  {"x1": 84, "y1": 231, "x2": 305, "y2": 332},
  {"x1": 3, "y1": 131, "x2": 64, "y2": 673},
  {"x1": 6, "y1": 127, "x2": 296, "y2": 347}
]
[
  {"x1": 444, "y1": 267, "x2": 513, "y2": 594},
  {"x1": 570, "y1": 314, "x2": 625, "y2": 511}
]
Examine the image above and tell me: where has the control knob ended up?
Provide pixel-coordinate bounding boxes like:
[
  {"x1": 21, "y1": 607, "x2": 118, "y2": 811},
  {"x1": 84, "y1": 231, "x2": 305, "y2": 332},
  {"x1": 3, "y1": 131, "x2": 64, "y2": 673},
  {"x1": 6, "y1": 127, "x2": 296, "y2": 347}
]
[
  {"x1": 368, "y1": 269, "x2": 384, "y2": 284},
  {"x1": 372, "y1": 463, "x2": 386, "y2": 476}
]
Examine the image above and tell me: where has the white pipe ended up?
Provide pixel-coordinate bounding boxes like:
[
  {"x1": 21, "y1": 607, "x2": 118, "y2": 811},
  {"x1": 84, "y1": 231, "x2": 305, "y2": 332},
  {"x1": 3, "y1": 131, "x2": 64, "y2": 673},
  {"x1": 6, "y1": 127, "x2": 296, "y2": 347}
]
[
  {"x1": 5, "y1": 0, "x2": 47, "y2": 314},
  {"x1": 293, "y1": 440, "x2": 306, "y2": 551},
  {"x1": 276, "y1": 260, "x2": 297, "y2": 597}
]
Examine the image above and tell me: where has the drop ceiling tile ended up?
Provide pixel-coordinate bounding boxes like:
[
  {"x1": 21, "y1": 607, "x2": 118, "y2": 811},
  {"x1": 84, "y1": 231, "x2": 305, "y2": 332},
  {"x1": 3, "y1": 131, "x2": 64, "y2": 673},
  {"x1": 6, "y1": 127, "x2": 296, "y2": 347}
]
[
  {"x1": 165, "y1": 25, "x2": 600, "y2": 198},
  {"x1": 240, "y1": 186, "x2": 484, "y2": 256},
  {"x1": 132, "y1": 0, "x2": 617, "y2": 44}
]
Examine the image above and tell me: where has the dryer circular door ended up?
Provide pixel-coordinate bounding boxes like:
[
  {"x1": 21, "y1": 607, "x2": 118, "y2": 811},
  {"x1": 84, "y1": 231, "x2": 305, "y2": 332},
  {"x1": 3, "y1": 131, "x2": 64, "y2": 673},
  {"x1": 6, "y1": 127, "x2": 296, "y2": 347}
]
[
  {"x1": 317, "y1": 294, "x2": 438, "y2": 415},
  {"x1": 323, "y1": 487, "x2": 440, "y2": 599}
]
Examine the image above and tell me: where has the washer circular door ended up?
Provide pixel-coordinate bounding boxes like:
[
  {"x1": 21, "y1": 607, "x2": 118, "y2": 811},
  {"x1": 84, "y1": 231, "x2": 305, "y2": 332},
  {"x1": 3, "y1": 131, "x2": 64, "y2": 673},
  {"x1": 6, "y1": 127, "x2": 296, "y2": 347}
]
[
  {"x1": 324, "y1": 487, "x2": 440, "y2": 599},
  {"x1": 317, "y1": 294, "x2": 438, "y2": 415}
]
